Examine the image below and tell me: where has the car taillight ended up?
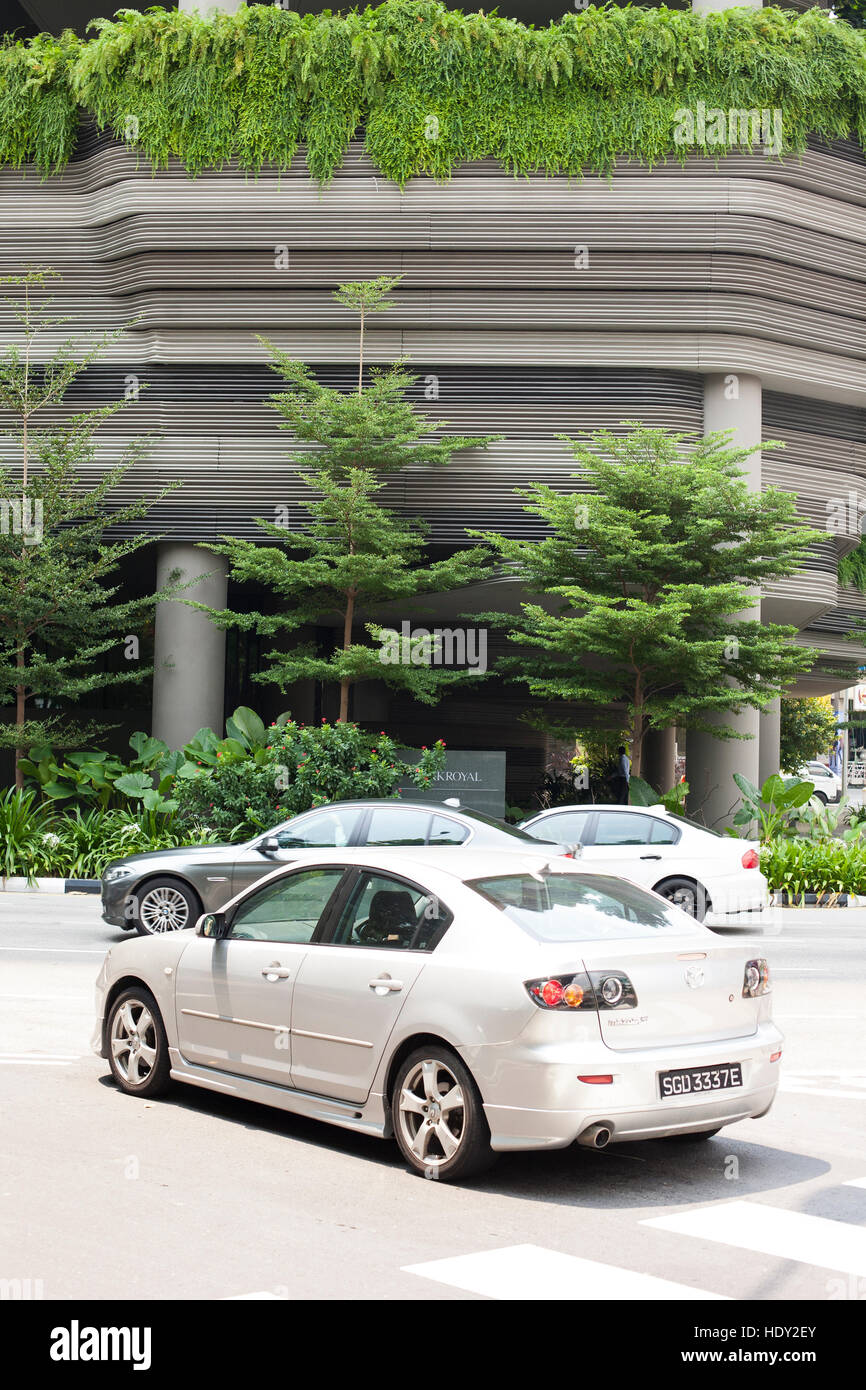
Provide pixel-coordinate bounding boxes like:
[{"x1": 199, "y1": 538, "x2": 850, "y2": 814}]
[
  {"x1": 742, "y1": 958, "x2": 771, "y2": 997},
  {"x1": 741, "y1": 848, "x2": 760, "y2": 869},
  {"x1": 525, "y1": 970, "x2": 637, "y2": 1011},
  {"x1": 527, "y1": 972, "x2": 595, "y2": 1010}
]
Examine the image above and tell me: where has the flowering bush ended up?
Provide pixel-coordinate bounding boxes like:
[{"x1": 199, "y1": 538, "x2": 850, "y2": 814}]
[{"x1": 173, "y1": 720, "x2": 446, "y2": 842}]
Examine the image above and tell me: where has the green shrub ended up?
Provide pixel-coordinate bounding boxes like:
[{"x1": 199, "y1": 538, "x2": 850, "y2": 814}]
[
  {"x1": 5, "y1": 5, "x2": 866, "y2": 180},
  {"x1": 173, "y1": 719, "x2": 446, "y2": 841},
  {"x1": 0, "y1": 787, "x2": 53, "y2": 880},
  {"x1": 761, "y1": 835, "x2": 866, "y2": 897},
  {"x1": 173, "y1": 762, "x2": 284, "y2": 843}
]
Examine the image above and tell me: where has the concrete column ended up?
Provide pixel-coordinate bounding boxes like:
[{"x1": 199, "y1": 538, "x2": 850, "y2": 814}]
[
  {"x1": 758, "y1": 697, "x2": 781, "y2": 787},
  {"x1": 152, "y1": 543, "x2": 228, "y2": 749},
  {"x1": 642, "y1": 727, "x2": 677, "y2": 796},
  {"x1": 686, "y1": 373, "x2": 762, "y2": 829}
]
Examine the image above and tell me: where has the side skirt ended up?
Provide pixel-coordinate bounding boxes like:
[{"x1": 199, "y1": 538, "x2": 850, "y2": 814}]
[{"x1": 168, "y1": 1049, "x2": 388, "y2": 1140}]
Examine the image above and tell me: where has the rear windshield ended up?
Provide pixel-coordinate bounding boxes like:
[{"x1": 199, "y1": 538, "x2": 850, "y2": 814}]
[
  {"x1": 455, "y1": 807, "x2": 561, "y2": 843},
  {"x1": 468, "y1": 872, "x2": 697, "y2": 941},
  {"x1": 665, "y1": 812, "x2": 721, "y2": 837}
]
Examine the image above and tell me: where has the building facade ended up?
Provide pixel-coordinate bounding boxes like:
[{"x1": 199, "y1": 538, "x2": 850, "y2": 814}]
[{"x1": 2, "y1": 0, "x2": 865, "y2": 820}]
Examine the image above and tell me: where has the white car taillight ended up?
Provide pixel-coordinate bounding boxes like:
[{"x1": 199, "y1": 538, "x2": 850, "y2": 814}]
[{"x1": 741, "y1": 848, "x2": 760, "y2": 869}]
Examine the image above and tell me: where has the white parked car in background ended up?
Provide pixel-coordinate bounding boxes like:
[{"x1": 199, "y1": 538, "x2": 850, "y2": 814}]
[
  {"x1": 796, "y1": 762, "x2": 842, "y2": 805},
  {"x1": 519, "y1": 805, "x2": 768, "y2": 923}
]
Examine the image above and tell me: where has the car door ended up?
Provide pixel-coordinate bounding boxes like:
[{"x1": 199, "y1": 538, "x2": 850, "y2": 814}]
[
  {"x1": 173, "y1": 866, "x2": 347, "y2": 1084},
  {"x1": 229, "y1": 806, "x2": 366, "y2": 896},
  {"x1": 288, "y1": 869, "x2": 447, "y2": 1104},
  {"x1": 578, "y1": 810, "x2": 680, "y2": 886}
]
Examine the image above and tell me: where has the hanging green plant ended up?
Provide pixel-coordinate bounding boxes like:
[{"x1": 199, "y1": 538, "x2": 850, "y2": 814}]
[{"x1": 1, "y1": 2, "x2": 865, "y2": 184}]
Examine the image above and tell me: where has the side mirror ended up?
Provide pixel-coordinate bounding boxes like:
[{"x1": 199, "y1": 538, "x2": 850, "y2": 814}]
[
  {"x1": 260, "y1": 836, "x2": 280, "y2": 855},
  {"x1": 197, "y1": 912, "x2": 227, "y2": 939}
]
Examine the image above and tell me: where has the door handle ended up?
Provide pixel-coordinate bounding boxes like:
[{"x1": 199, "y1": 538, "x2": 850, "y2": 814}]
[
  {"x1": 262, "y1": 963, "x2": 291, "y2": 980},
  {"x1": 640, "y1": 854, "x2": 662, "y2": 860},
  {"x1": 369, "y1": 976, "x2": 403, "y2": 993}
]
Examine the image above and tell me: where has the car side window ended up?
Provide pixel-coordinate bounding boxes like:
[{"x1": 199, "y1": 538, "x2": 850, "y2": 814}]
[
  {"x1": 530, "y1": 812, "x2": 590, "y2": 844},
  {"x1": 276, "y1": 808, "x2": 364, "y2": 849},
  {"x1": 650, "y1": 820, "x2": 679, "y2": 845},
  {"x1": 428, "y1": 815, "x2": 469, "y2": 845},
  {"x1": 229, "y1": 868, "x2": 346, "y2": 944},
  {"x1": 365, "y1": 808, "x2": 431, "y2": 846},
  {"x1": 593, "y1": 812, "x2": 654, "y2": 846},
  {"x1": 330, "y1": 872, "x2": 451, "y2": 951}
]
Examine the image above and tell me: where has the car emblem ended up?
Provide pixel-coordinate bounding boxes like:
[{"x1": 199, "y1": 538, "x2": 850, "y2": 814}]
[{"x1": 684, "y1": 965, "x2": 705, "y2": 989}]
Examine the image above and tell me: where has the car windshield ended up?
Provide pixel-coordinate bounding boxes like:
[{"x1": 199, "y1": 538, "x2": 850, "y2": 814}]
[{"x1": 468, "y1": 872, "x2": 697, "y2": 941}]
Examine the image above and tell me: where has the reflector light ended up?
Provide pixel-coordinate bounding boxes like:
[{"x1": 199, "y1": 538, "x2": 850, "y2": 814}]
[
  {"x1": 742, "y1": 848, "x2": 760, "y2": 869},
  {"x1": 577, "y1": 1074, "x2": 613, "y2": 1084},
  {"x1": 770, "y1": 1050, "x2": 782, "y2": 1063}
]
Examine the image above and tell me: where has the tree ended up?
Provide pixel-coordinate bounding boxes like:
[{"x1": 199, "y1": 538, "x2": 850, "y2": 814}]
[
  {"x1": 779, "y1": 697, "x2": 839, "y2": 772},
  {"x1": 471, "y1": 423, "x2": 825, "y2": 777},
  {"x1": 0, "y1": 268, "x2": 178, "y2": 784},
  {"x1": 196, "y1": 277, "x2": 499, "y2": 721}
]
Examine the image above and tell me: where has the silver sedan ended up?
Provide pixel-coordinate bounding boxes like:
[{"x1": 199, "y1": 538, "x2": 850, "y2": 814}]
[{"x1": 92, "y1": 847, "x2": 783, "y2": 1183}]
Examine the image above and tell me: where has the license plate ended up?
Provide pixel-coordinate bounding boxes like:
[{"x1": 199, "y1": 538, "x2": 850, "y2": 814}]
[{"x1": 659, "y1": 1062, "x2": 743, "y2": 1098}]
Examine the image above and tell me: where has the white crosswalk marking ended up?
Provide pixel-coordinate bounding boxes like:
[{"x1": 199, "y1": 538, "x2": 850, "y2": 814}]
[
  {"x1": 403, "y1": 1244, "x2": 727, "y2": 1300},
  {"x1": 780, "y1": 1072, "x2": 866, "y2": 1101},
  {"x1": 644, "y1": 1201, "x2": 866, "y2": 1277}
]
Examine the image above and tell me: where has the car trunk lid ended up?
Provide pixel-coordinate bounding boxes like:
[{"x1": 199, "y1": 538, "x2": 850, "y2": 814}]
[{"x1": 580, "y1": 938, "x2": 759, "y2": 1052}]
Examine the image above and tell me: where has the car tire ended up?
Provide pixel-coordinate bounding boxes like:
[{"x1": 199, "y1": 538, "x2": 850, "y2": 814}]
[
  {"x1": 813, "y1": 791, "x2": 828, "y2": 805},
  {"x1": 392, "y1": 1046, "x2": 495, "y2": 1183},
  {"x1": 654, "y1": 877, "x2": 708, "y2": 921},
  {"x1": 106, "y1": 986, "x2": 171, "y2": 1098},
  {"x1": 663, "y1": 1128, "x2": 723, "y2": 1142},
  {"x1": 133, "y1": 877, "x2": 201, "y2": 936}
]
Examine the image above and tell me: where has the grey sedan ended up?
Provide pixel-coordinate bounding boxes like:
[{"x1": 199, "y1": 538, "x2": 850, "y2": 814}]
[{"x1": 101, "y1": 799, "x2": 568, "y2": 936}]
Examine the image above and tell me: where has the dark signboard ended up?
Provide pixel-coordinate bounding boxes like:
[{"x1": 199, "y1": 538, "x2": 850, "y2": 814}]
[{"x1": 398, "y1": 750, "x2": 507, "y2": 819}]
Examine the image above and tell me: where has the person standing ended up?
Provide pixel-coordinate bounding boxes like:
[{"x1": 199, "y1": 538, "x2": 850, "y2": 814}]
[{"x1": 613, "y1": 744, "x2": 630, "y2": 804}]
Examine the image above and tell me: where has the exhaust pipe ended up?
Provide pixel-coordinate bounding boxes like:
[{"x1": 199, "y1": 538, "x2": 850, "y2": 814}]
[{"x1": 577, "y1": 1123, "x2": 612, "y2": 1149}]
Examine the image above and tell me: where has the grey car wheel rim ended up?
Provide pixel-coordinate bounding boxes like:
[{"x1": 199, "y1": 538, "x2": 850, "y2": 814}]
[
  {"x1": 398, "y1": 1059, "x2": 465, "y2": 1168},
  {"x1": 110, "y1": 1000, "x2": 158, "y2": 1085},
  {"x1": 668, "y1": 886, "x2": 698, "y2": 916},
  {"x1": 140, "y1": 885, "x2": 188, "y2": 933}
]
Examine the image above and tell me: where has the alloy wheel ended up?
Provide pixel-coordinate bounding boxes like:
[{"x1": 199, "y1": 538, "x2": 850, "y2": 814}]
[
  {"x1": 140, "y1": 885, "x2": 189, "y2": 933},
  {"x1": 109, "y1": 999, "x2": 158, "y2": 1086},
  {"x1": 397, "y1": 1058, "x2": 466, "y2": 1169},
  {"x1": 666, "y1": 885, "x2": 697, "y2": 916}
]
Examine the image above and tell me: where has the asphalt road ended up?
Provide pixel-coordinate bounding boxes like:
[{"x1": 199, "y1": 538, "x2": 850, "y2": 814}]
[{"x1": 1, "y1": 893, "x2": 864, "y2": 1302}]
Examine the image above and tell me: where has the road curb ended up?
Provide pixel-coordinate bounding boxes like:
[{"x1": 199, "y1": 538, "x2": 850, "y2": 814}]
[
  {"x1": 770, "y1": 890, "x2": 866, "y2": 908},
  {"x1": 0, "y1": 878, "x2": 100, "y2": 895}
]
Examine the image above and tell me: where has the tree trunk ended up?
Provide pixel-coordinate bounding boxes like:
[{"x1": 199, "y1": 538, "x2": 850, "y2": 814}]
[
  {"x1": 14, "y1": 658, "x2": 25, "y2": 789},
  {"x1": 338, "y1": 590, "x2": 356, "y2": 723},
  {"x1": 630, "y1": 706, "x2": 645, "y2": 780}
]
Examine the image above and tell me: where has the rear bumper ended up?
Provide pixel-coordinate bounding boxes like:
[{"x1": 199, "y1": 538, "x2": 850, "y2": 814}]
[
  {"x1": 464, "y1": 1019, "x2": 783, "y2": 1152},
  {"x1": 702, "y1": 869, "x2": 769, "y2": 917}
]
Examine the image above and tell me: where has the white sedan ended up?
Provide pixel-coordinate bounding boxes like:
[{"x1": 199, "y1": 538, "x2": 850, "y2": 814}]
[
  {"x1": 519, "y1": 805, "x2": 768, "y2": 923},
  {"x1": 92, "y1": 847, "x2": 781, "y2": 1183}
]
